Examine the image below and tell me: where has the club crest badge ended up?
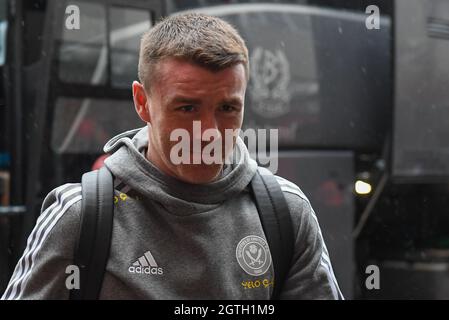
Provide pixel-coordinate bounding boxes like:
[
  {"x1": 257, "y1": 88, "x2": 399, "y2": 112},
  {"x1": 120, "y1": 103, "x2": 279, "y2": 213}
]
[
  {"x1": 249, "y1": 47, "x2": 291, "y2": 118},
  {"x1": 236, "y1": 235, "x2": 272, "y2": 276}
]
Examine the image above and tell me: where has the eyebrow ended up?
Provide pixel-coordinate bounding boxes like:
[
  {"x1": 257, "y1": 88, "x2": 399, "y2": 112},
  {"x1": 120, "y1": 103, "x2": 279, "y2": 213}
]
[
  {"x1": 222, "y1": 97, "x2": 243, "y2": 107},
  {"x1": 169, "y1": 96, "x2": 243, "y2": 107},
  {"x1": 170, "y1": 96, "x2": 202, "y2": 105}
]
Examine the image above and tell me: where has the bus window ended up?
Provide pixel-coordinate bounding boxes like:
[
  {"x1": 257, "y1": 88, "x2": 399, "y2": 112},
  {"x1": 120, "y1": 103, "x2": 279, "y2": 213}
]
[
  {"x1": 110, "y1": 7, "x2": 151, "y2": 88},
  {"x1": 57, "y1": 1, "x2": 107, "y2": 85},
  {"x1": 56, "y1": 1, "x2": 152, "y2": 88},
  {"x1": 167, "y1": 1, "x2": 391, "y2": 150}
]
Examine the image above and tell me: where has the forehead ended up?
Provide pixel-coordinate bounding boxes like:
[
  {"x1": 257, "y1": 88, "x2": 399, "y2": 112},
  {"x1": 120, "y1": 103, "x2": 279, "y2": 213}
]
[{"x1": 152, "y1": 58, "x2": 247, "y2": 98}]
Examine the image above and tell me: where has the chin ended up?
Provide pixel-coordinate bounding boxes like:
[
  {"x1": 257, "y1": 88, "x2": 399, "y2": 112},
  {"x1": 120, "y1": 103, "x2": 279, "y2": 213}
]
[{"x1": 175, "y1": 164, "x2": 223, "y2": 184}]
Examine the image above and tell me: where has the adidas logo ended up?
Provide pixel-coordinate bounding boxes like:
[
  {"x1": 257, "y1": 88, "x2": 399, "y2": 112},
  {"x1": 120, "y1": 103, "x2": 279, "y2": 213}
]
[{"x1": 128, "y1": 250, "x2": 164, "y2": 275}]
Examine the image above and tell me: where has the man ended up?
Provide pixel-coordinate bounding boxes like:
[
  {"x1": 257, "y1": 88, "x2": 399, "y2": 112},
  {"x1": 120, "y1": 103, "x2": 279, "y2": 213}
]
[{"x1": 2, "y1": 13, "x2": 342, "y2": 300}]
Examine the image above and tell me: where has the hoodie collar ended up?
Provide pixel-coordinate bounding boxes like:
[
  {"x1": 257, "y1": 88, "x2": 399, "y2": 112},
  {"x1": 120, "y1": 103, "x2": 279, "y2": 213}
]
[{"x1": 103, "y1": 126, "x2": 258, "y2": 215}]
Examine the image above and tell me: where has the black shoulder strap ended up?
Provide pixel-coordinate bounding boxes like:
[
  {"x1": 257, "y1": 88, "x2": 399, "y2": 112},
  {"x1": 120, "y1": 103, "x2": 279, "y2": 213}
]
[
  {"x1": 70, "y1": 166, "x2": 114, "y2": 300},
  {"x1": 250, "y1": 170, "x2": 294, "y2": 300}
]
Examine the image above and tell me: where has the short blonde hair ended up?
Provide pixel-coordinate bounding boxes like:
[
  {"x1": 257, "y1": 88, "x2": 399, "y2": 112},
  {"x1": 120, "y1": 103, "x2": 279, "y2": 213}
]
[{"x1": 138, "y1": 13, "x2": 249, "y2": 91}]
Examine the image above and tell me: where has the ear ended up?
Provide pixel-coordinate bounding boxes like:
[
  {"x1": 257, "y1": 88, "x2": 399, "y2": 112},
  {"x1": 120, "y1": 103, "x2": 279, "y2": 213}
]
[{"x1": 132, "y1": 81, "x2": 151, "y2": 123}]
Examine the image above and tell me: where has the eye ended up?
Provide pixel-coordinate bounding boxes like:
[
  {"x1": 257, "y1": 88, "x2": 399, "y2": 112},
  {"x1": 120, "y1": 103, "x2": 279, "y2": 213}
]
[
  {"x1": 220, "y1": 104, "x2": 236, "y2": 112},
  {"x1": 177, "y1": 105, "x2": 195, "y2": 112}
]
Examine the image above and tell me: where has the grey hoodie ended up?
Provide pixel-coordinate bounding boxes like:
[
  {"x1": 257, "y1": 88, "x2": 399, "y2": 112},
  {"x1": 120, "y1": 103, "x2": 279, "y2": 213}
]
[{"x1": 1, "y1": 126, "x2": 343, "y2": 300}]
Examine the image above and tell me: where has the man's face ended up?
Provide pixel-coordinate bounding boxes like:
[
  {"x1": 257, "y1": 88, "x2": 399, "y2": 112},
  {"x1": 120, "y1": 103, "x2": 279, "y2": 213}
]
[{"x1": 133, "y1": 58, "x2": 247, "y2": 184}]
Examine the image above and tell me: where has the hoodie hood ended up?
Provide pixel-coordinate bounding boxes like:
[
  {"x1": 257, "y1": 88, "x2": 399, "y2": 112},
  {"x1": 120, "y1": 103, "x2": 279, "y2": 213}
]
[{"x1": 103, "y1": 126, "x2": 258, "y2": 216}]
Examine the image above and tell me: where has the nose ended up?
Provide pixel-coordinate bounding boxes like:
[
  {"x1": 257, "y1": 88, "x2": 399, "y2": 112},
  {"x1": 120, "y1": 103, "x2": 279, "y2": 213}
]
[
  {"x1": 192, "y1": 112, "x2": 220, "y2": 142},
  {"x1": 203, "y1": 113, "x2": 219, "y2": 133}
]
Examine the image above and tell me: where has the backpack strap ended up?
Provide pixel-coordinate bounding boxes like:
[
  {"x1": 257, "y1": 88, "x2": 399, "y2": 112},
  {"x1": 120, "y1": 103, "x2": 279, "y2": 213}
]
[
  {"x1": 250, "y1": 170, "x2": 294, "y2": 300},
  {"x1": 70, "y1": 166, "x2": 114, "y2": 300}
]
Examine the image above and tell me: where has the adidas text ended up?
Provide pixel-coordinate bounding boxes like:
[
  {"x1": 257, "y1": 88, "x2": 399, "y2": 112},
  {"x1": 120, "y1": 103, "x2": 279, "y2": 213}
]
[{"x1": 128, "y1": 265, "x2": 164, "y2": 275}]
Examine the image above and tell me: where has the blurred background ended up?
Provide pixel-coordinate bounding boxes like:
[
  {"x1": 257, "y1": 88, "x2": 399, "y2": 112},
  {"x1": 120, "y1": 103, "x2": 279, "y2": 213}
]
[{"x1": 1, "y1": 0, "x2": 449, "y2": 299}]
